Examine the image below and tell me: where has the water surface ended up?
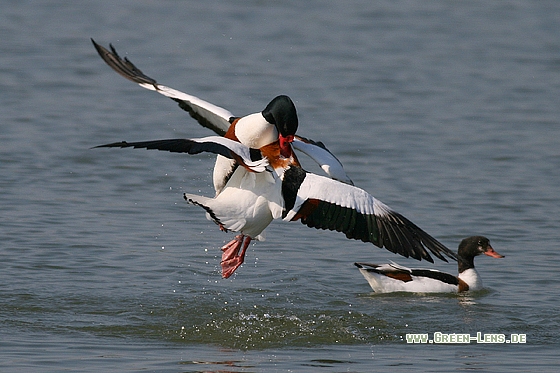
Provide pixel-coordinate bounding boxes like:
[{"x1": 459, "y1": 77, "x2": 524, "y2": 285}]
[{"x1": 1, "y1": 0, "x2": 559, "y2": 371}]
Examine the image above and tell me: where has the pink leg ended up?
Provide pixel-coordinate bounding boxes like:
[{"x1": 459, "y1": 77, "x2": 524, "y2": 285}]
[
  {"x1": 220, "y1": 234, "x2": 251, "y2": 278},
  {"x1": 221, "y1": 234, "x2": 243, "y2": 262}
]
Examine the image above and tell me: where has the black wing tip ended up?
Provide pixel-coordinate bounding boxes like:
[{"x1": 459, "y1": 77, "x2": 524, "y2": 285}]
[
  {"x1": 424, "y1": 237, "x2": 457, "y2": 263},
  {"x1": 302, "y1": 199, "x2": 457, "y2": 264},
  {"x1": 386, "y1": 211, "x2": 458, "y2": 263},
  {"x1": 354, "y1": 262, "x2": 379, "y2": 269},
  {"x1": 424, "y1": 254, "x2": 436, "y2": 263},
  {"x1": 90, "y1": 38, "x2": 111, "y2": 57},
  {"x1": 91, "y1": 38, "x2": 158, "y2": 86},
  {"x1": 92, "y1": 139, "x2": 185, "y2": 152},
  {"x1": 410, "y1": 235, "x2": 455, "y2": 264},
  {"x1": 92, "y1": 38, "x2": 233, "y2": 138},
  {"x1": 91, "y1": 141, "x2": 130, "y2": 149}
]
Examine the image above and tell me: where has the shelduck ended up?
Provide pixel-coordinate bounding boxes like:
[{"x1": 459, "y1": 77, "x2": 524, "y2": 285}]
[
  {"x1": 92, "y1": 39, "x2": 456, "y2": 278},
  {"x1": 95, "y1": 134, "x2": 457, "y2": 278},
  {"x1": 91, "y1": 39, "x2": 354, "y2": 192},
  {"x1": 355, "y1": 236, "x2": 504, "y2": 293}
]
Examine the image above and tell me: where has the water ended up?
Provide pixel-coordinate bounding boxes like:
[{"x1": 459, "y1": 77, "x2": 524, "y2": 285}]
[{"x1": 1, "y1": 0, "x2": 560, "y2": 371}]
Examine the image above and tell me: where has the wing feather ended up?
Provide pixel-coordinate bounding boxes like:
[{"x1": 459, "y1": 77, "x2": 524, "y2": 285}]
[
  {"x1": 292, "y1": 136, "x2": 353, "y2": 185},
  {"x1": 354, "y1": 262, "x2": 414, "y2": 282},
  {"x1": 91, "y1": 39, "x2": 232, "y2": 136},
  {"x1": 94, "y1": 136, "x2": 268, "y2": 172},
  {"x1": 92, "y1": 40, "x2": 360, "y2": 182},
  {"x1": 283, "y1": 168, "x2": 457, "y2": 262}
]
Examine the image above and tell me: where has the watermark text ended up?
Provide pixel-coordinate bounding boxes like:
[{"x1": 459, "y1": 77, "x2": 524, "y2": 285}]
[{"x1": 406, "y1": 332, "x2": 526, "y2": 344}]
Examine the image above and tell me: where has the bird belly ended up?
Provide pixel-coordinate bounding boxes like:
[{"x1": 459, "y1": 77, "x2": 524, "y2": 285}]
[
  {"x1": 187, "y1": 168, "x2": 283, "y2": 240},
  {"x1": 211, "y1": 188, "x2": 274, "y2": 239}
]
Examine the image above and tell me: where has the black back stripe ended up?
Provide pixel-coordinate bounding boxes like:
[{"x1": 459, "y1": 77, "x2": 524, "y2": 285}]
[
  {"x1": 410, "y1": 269, "x2": 459, "y2": 285},
  {"x1": 282, "y1": 166, "x2": 307, "y2": 216}
]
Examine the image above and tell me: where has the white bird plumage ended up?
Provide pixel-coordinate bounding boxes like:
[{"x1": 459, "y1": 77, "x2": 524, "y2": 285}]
[
  {"x1": 355, "y1": 236, "x2": 504, "y2": 293},
  {"x1": 92, "y1": 39, "x2": 456, "y2": 278}
]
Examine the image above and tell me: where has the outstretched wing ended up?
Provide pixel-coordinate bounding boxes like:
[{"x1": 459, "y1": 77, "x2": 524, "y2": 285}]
[
  {"x1": 282, "y1": 167, "x2": 457, "y2": 263},
  {"x1": 91, "y1": 40, "x2": 354, "y2": 184},
  {"x1": 91, "y1": 39, "x2": 232, "y2": 136},
  {"x1": 292, "y1": 136, "x2": 353, "y2": 185},
  {"x1": 94, "y1": 136, "x2": 268, "y2": 172}
]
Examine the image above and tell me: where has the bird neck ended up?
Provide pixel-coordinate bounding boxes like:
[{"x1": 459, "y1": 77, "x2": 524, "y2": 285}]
[{"x1": 458, "y1": 255, "x2": 475, "y2": 273}]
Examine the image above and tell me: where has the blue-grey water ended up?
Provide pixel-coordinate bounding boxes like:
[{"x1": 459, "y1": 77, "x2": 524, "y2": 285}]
[{"x1": 2, "y1": 0, "x2": 559, "y2": 371}]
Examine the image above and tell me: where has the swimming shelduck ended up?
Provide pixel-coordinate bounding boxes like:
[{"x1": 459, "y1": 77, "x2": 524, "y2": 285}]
[{"x1": 355, "y1": 236, "x2": 504, "y2": 293}]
